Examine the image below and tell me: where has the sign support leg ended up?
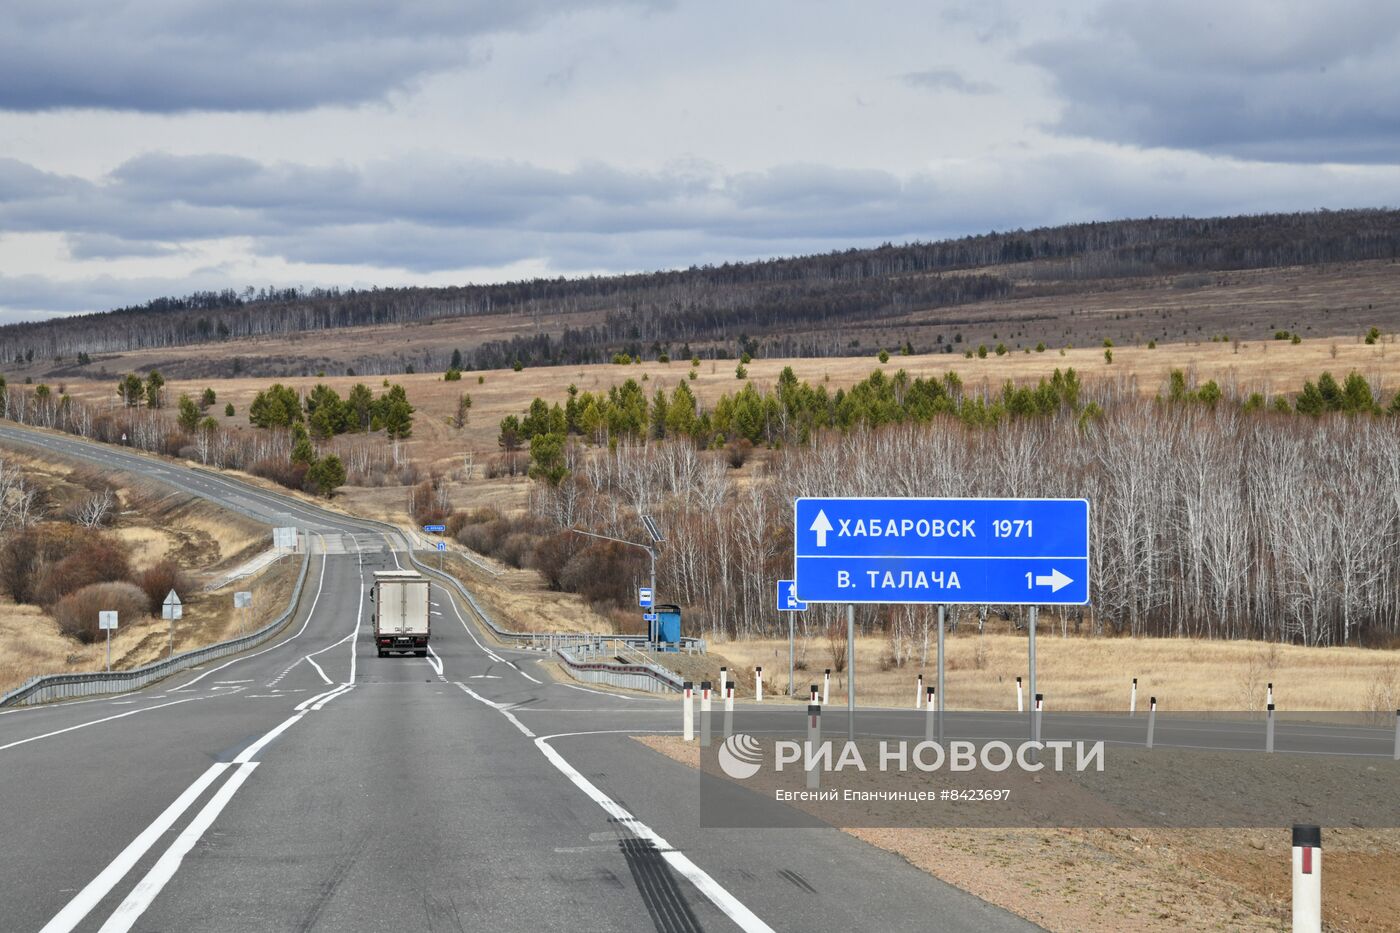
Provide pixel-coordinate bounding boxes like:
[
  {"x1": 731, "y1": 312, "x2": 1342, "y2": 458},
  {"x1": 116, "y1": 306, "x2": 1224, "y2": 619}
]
[
  {"x1": 1028, "y1": 605, "x2": 1037, "y2": 743},
  {"x1": 106, "y1": 628, "x2": 112, "y2": 673},
  {"x1": 847, "y1": 604, "x2": 855, "y2": 740},
  {"x1": 937, "y1": 604, "x2": 946, "y2": 743},
  {"x1": 788, "y1": 616, "x2": 794, "y2": 698}
]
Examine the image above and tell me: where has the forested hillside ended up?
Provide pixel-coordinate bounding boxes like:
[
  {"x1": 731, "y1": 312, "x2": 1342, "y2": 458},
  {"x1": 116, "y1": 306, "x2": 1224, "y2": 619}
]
[{"x1": 3, "y1": 209, "x2": 1398, "y2": 375}]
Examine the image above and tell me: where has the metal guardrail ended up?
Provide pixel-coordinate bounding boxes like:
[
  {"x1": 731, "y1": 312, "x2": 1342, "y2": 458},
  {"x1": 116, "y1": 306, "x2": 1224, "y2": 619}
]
[
  {"x1": 0, "y1": 541, "x2": 313, "y2": 708},
  {"x1": 555, "y1": 646, "x2": 685, "y2": 694}
]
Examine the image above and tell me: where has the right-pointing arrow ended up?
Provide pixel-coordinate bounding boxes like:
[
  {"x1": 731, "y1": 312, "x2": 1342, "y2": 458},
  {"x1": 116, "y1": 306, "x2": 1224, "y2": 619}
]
[{"x1": 1034, "y1": 568, "x2": 1073, "y2": 593}]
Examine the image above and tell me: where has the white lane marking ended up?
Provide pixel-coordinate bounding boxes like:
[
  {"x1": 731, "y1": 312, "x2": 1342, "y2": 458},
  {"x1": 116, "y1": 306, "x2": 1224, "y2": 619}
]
[
  {"x1": 348, "y1": 535, "x2": 363, "y2": 684},
  {"x1": 507, "y1": 661, "x2": 542, "y2": 684},
  {"x1": 536, "y1": 732, "x2": 773, "y2": 933},
  {"x1": 454, "y1": 683, "x2": 534, "y2": 737},
  {"x1": 96, "y1": 763, "x2": 260, "y2": 933},
  {"x1": 180, "y1": 539, "x2": 329, "y2": 689},
  {"x1": 213, "y1": 680, "x2": 253, "y2": 684},
  {"x1": 37, "y1": 763, "x2": 232, "y2": 933},
  {"x1": 425, "y1": 645, "x2": 445, "y2": 678},
  {"x1": 311, "y1": 685, "x2": 354, "y2": 711},
  {"x1": 0, "y1": 698, "x2": 200, "y2": 753},
  {"x1": 304, "y1": 654, "x2": 333, "y2": 685},
  {"x1": 109, "y1": 701, "x2": 135, "y2": 706},
  {"x1": 437, "y1": 583, "x2": 505, "y2": 662},
  {"x1": 557, "y1": 682, "x2": 637, "y2": 701},
  {"x1": 468, "y1": 675, "x2": 501, "y2": 679}
]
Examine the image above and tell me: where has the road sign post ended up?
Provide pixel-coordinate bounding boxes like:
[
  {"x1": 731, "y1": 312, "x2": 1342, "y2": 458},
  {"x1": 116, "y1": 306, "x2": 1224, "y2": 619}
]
[
  {"x1": 98, "y1": 611, "x2": 118, "y2": 671},
  {"x1": 775, "y1": 580, "x2": 806, "y2": 699},
  {"x1": 234, "y1": 591, "x2": 252, "y2": 634},
  {"x1": 162, "y1": 590, "x2": 182, "y2": 657}
]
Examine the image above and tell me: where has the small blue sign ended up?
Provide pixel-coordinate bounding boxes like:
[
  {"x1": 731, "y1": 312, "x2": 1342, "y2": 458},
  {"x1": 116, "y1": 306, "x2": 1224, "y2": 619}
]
[
  {"x1": 639, "y1": 587, "x2": 654, "y2": 609},
  {"x1": 435, "y1": 541, "x2": 447, "y2": 551},
  {"x1": 776, "y1": 579, "x2": 807, "y2": 612},
  {"x1": 642, "y1": 612, "x2": 658, "y2": 622},
  {"x1": 794, "y1": 497, "x2": 1089, "y2": 605},
  {"x1": 423, "y1": 524, "x2": 446, "y2": 533}
]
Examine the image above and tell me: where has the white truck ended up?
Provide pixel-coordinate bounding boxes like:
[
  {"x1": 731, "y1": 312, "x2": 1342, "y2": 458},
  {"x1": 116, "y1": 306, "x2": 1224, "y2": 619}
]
[{"x1": 370, "y1": 570, "x2": 430, "y2": 657}]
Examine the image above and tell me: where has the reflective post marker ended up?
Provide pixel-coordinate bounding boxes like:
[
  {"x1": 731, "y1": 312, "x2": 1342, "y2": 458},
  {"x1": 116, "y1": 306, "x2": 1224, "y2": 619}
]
[
  {"x1": 719, "y1": 667, "x2": 728, "y2": 696},
  {"x1": 1034, "y1": 693, "x2": 1044, "y2": 746},
  {"x1": 723, "y1": 683, "x2": 734, "y2": 739},
  {"x1": 683, "y1": 682, "x2": 694, "y2": 742},
  {"x1": 700, "y1": 681, "x2": 712, "y2": 748},
  {"x1": 806, "y1": 704, "x2": 821, "y2": 790},
  {"x1": 1147, "y1": 697, "x2": 1157, "y2": 749},
  {"x1": 1016, "y1": 676, "x2": 1024, "y2": 713},
  {"x1": 1291, "y1": 824, "x2": 1322, "y2": 933},
  {"x1": 1130, "y1": 677, "x2": 1137, "y2": 716},
  {"x1": 916, "y1": 673, "x2": 924, "y2": 710},
  {"x1": 924, "y1": 686, "x2": 936, "y2": 742},
  {"x1": 1394, "y1": 709, "x2": 1399, "y2": 761},
  {"x1": 1266, "y1": 703, "x2": 1275, "y2": 754},
  {"x1": 1267, "y1": 681, "x2": 1274, "y2": 708},
  {"x1": 810, "y1": 684, "x2": 819, "y2": 704},
  {"x1": 755, "y1": 667, "x2": 763, "y2": 703},
  {"x1": 823, "y1": 669, "x2": 830, "y2": 706}
]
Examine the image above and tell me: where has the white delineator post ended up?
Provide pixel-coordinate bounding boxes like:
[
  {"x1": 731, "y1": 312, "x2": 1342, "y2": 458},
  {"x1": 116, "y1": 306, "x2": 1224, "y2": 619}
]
[
  {"x1": 700, "y1": 681, "x2": 712, "y2": 747},
  {"x1": 924, "y1": 686, "x2": 936, "y2": 742},
  {"x1": 719, "y1": 667, "x2": 728, "y2": 696},
  {"x1": 806, "y1": 704, "x2": 821, "y2": 790},
  {"x1": 810, "y1": 683, "x2": 819, "y2": 704},
  {"x1": 723, "y1": 683, "x2": 735, "y2": 739},
  {"x1": 683, "y1": 682, "x2": 694, "y2": 742},
  {"x1": 823, "y1": 668, "x2": 831, "y2": 706},
  {"x1": 1130, "y1": 678, "x2": 1138, "y2": 716},
  {"x1": 1267, "y1": 681, "x2": 1274, "y2": 708},
  {"x1": 1291, "y1": 824, "x2": 1322, "y2": 933},
  {"x1": 755, "y1": 667, "x2": 763, "y2": 703},
  {"x1": 1267, "y1": 703, "x2": 1275, "y2": 754},
  {"x1": 916, "y1": 673, "x2": 924, "y2": 710},
  {"x1": 1394, "y1": 709, "x2": 1399, "y2": 761},
  {"x1": 1016, "y1": 676, "x2": 1024, "y2": 713},
  {"x1": 1033, "y1": 693, "x2": 1044, "y2": 745},
  {"x1": 1146, "y1": 696, "x2": 1157, "y2": 749}
]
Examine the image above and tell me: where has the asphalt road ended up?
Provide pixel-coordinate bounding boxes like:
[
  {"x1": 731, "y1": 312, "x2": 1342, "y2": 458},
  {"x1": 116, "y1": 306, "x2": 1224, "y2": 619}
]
[{"x1": 0, "y1": 424, "x2": 1040, "y2": 933}]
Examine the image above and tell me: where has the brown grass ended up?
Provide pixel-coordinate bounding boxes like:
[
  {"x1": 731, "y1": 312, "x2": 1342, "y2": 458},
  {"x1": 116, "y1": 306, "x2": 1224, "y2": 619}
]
[{"x1": 638, "y1": 735, "x2": 1400, "y2": 932}]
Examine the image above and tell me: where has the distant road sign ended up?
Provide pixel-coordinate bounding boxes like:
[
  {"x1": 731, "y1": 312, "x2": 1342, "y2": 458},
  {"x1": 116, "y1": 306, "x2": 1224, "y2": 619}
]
[
  {"x1": 234, "y1": 591, "x2": 253, "y2": 609},
  {"x1": 162, "y1": 590, "x2": 182, "y2": 621},
  {"x1": 423, "y1": 524, "x2": 446, "y2": 533},
  {"x1": 639, "y1": 587, "x2": 654, "y2": 609},
  {"x1": 98, "y1": 611, "x2": 118, "y2": 630},
  {"x1": 793, "y1": 497, "x2": 1089, "y2": 605},
  {"x1": 776, "y1": 580, "x2": 807, "y2": 612},
  {"x1": 273, "y1": 526, "x2": 298, "y2": 550},
  {"x1": 436, "y1": 541, "x2": 447, "y2": 551},
  {"x1": 642, "y1": 612, "x2": 658, "y2": 622}
]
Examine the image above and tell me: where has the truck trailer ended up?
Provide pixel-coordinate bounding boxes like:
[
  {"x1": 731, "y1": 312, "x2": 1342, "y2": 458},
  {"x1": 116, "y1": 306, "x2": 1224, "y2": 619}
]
[{"x1": 370, "y1": 570, "x2": 430, "y2": 657}]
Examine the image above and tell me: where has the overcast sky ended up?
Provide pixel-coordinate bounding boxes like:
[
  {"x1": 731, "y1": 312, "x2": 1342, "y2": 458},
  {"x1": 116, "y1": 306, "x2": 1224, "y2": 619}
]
[{"x1": 2, "y1": 0, "x2": 1398, "y2": 323}]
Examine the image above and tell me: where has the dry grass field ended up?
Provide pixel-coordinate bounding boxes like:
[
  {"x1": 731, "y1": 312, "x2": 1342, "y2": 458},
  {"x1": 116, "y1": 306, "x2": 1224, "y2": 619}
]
[{"x1": 639, "y1": 735, "x2": 1400, "y2": 932}]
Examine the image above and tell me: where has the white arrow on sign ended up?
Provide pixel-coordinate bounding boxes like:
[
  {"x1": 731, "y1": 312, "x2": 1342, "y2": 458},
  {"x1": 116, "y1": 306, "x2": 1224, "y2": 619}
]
[
  {"x1": 1034, "y1": 568, "x2": 1073, "y2": 593},
  {"x1": 810, "y1": 509, "x2": 834, "y2": 547}
]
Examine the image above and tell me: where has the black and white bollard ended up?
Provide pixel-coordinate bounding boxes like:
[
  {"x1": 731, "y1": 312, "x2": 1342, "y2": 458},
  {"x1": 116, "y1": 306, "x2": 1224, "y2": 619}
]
[
  {"x1": 1130, "y1": 677, "x2": 1137, "y2": 716},
  {"x1": 1146, "y1": 696, "x2": 1157, "y2": 749},
  {"x1": 723, "y1": 683, "x2": 735, "y2": 739},
  {"x1": 683, "y1": 682, "x2": 694, "y2": 742},
  {"x1": 1016, "y1": 676, "x2": 1024, "y2": 713},
  {"x1": 719, "y1": 667, "x2": 728, "y2": 697},
  {"x1": 1291, "y1": 824, "x2": 1322, "y2": 933},
  {"x1": 1033, "y1": 693, "x2": 1044, "y2": 744},
  {"x1": 1267, "y1": 681, "x2": 1274, "y2": 708},
  {"x1": 1394, "y1": 709, "x2": 1399, "y2": 761},
  {"x1": 924, "y1": 686, "x2": 936, "y2": 742},
  {"x1": 755, "y1": 666, "x2": 763, "y2": 703},
  {"x1": 810, "y1": 683, "x2": 819, "y2": 704},
  {"x1": 806, "y1": 704, "x2": 822, "y2": 790},
  {"x1": 700, "y1": 681, "x2": 712, "y2": 748},
  {"x1": 916, "y1": 673, "x2": 924, "y2": 710},
  {"x1": 823, "y1": 668, "x2": 831, "y2": 706},
  {"x1": 1266, "y1": 702, "x2": 1275, "y2": 754}
]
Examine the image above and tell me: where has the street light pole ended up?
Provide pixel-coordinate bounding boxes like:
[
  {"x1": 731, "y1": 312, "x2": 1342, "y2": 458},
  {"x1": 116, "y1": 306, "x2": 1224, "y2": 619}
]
[{"x1": 567, "y1": 526, "x2": 660, "y2": 642}]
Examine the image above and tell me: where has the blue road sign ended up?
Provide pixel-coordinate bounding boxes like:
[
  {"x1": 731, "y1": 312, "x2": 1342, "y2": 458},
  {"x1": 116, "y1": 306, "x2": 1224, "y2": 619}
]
[
  {"x1": 639, "y1": 587, "x2": 654, "y2": 609},
  {"x1": 776, "y1": 579, "x2": 807, "y2": 612},
  {"x1": 642, "y1": 612, "x2": 658, "y2": 622},
  {"x1": 793, "y1": 497, "x2": 1089, "y2": 605},
  {"x1": 436, "y1": 541, "x2": 447, "y2": 551},
  {"x1": 423, "y1": 524, "x2": 446, "y2": 533}
]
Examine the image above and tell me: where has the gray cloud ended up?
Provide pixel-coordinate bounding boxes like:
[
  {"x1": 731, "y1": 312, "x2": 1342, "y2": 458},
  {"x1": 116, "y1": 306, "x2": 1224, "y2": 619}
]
[
  {"x1": 1024, "y1": 0, "x2": 1400, "y2": 163},
  {"x1": 0, "y1": 0, "x2": 659, "y2": 112},
  {"x1": 901, "y1": 69, "x2": 996, "y2": 95}
]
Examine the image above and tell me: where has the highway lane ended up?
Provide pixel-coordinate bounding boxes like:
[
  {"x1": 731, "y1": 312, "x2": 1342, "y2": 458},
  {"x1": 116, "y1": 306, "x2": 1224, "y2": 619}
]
[{"x1": 2, "y1": 424, "x2": 1042, "y2": 932}]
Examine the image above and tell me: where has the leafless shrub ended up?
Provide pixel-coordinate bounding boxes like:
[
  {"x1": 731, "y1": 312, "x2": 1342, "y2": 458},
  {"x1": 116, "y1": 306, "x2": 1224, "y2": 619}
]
[{"x1": 53, "y1": 581, "x2": 147, "y2": 644}]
